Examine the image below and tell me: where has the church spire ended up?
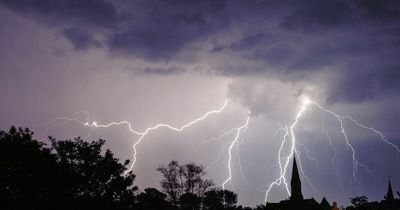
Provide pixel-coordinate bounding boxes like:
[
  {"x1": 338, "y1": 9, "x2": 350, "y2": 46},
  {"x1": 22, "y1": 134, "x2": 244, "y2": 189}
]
[
  {"x1": 290, "y1": 154, "x2": 303, "y2": 201},
  {"x1": 385, "y1": 178, "x2": 394, "y2": 202}
]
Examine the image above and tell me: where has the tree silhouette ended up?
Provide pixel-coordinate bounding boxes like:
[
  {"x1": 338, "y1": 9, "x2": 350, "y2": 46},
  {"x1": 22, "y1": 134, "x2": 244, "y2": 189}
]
[
  {"x1": 137, "y1": 188, "x2": 173, "y2": 210},
  {"x1": 179, "y1": 192, "x2": 202, "y2": 210},
  {"x1": 0, "y1": 126, "x2": 58, "y2": 210},
  {"x1": 203, "y1": 189, "x2": 238, "y2": 210},
  {"x1": 181, "y1": 163, "x2": 214, "y2": 196},
  {"x1": 157, "y1": 161, "x2": 214, "y2": 209},
  {"x1": 350, "y1": 195, "x2": 368, "y2": 208},
  {"x1": 50, "y1": 137, "x2": 137, "y2": 210},
  {"x1": 156, "y1": 160, "x2": 182, "y2": 206},
  {"x1": 0, "y1": 126, "x2": 138, "y2": 210}
]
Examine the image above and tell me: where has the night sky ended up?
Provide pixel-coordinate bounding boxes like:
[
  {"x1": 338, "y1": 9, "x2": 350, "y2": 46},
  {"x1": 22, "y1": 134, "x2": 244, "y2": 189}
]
[{"x1": 1, "y1": 0, "x2": 400, "y2": 207}]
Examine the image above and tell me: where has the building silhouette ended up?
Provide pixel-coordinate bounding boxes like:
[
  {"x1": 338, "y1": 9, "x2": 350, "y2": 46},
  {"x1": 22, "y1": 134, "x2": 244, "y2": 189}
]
[
  {"x1": 266, "y1": 155, "x2": 400, "y2": 210},
  {"x1": 385, "y1": 178, "x2": 394, "y2": 202},
  {"x1": 265, "y1": 155, "x2": 331, "y2": 210},
  {"x1": 378, "y1": 178, "x2": 400, "y2": 210},
  {"x1": 347, "y1": 178, "x2": 400, "y2": 210},
  {"x1": 290, "y1": 155, "x2": 303, "y2": 201}
]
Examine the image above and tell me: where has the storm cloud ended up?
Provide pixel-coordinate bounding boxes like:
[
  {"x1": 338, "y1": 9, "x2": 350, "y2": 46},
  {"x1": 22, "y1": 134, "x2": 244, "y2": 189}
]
[
  {"x1": 1, "y1": 0, "x2": 400, "y2": 206},
  {"x1": 2, "y1": 0, "x2": 400, "y2": 103}
]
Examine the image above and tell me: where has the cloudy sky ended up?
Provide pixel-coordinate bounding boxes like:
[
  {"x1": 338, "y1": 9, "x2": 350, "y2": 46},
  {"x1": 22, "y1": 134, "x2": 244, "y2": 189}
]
[{"x1": 1, "y1": 0, "x2": 400, "y2": 207}]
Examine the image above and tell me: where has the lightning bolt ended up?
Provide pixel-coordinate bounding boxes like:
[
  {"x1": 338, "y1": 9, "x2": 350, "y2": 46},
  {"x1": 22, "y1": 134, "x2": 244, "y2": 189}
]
[
  {"x1": 206, "y1": 141, "x2": 233, "y2": 171},
  {"x1": 265, "y1": 97, "x2": 400, "y2": 202},
  {"x1": 265, "y1": 101, "x2": 308, "y2": 202},
  {"x1": 187, "y1": 127, "x2": 239, "y2": 157},
  {"x1": 308, "y1": 100, "x2": 395, "y2": 180},
  {"x1": 38, "y1": 95, "x2": 400, "y2": 203},
  {"x1": 39, "y1": 100, "x2": 230, "y2": 173},
  {"x1": 222, "y1": 114, "x2": 250, "y2": 190},
  {"x1": 125, "y1": 100, "x2": 230, "y2": 172}
]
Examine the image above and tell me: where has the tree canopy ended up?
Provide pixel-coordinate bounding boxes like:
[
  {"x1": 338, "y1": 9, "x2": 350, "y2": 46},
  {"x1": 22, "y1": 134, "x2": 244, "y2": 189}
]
[{"x1": 0, "y1": 126, "x2": 137, "y2": 210}]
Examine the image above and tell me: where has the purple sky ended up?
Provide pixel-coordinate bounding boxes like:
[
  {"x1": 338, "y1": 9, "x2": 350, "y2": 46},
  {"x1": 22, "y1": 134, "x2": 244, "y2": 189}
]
[{"x1": 1, "y1": 0, "x2": 400, "y2": 207}]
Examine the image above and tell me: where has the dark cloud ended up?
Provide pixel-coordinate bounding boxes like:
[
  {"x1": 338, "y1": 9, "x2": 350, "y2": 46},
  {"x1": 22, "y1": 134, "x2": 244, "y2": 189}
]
[
  {"x1": 328, "y1": 65, "x2": 400, "y2": 103},
  {"x1": 214, "y1": 0, "x2": 400, "y2": 103},
  {"x1": 356, "y1": 0, "x2": 400, "y2": 20},
  {"x1": 280, "y1": 0, "x2": 353, "y2": 31},
  {"x1": 140, "y1": 66, "x2": 186, "y2": 76},
  {"x1": 212, "y1": 33, "x2": 276, "y2": 52},
  {"x1": 0, "y1": 0, "x2": 117, "y2": 51},
  {"x1": 280, "y1": 0, "x2": 400, "y2": 32},
  {"x1": 62, "y1": 27, "x2": 102, "y2": 50},
  {"x1": 0, "y1": 0, "x2": 118, "y2": 28},
  {"x1": 107, "y1": 0, "x2": 228, "y2": 60},
  {"x1": 1, "y1": 0, "x2": 400, "y2": 103},
  {"x1": 0, "y1": 0, "x2": 229, "y2": 60}
]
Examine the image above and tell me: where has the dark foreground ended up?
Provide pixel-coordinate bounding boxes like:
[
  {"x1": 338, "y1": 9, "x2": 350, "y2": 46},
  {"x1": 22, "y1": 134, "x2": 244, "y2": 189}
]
[{"x1": 1, "y1": 126, "x2": 399, "y2": 210}]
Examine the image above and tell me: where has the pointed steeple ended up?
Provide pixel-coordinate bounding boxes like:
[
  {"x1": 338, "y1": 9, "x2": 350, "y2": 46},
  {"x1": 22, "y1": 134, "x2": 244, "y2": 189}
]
[
  {"x1": 385, "y1": 178, "x2": 394, "y2": 202},
  {"x1": 320, "y1": 197, "x2": 331, "y2": 210},
  {"x1": 291, "y1": 155, "x2": 301, "y2": 183},
  {"x1": 290, "y1": 155, "x2": 303, "y2": 201}
]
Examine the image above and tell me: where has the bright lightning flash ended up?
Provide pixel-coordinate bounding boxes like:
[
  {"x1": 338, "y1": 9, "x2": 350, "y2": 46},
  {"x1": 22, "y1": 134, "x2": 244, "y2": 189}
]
[
  {"x1": 265, "y1": 97, "x2": 400, "y2": 202},
  {"x1": 41, "y1": 100, "x2": 230, "y2": 173},
  {"x1": 264, "y1": 99, "x2": 308, "y2": 202},
  {"x1": 39, "y1": 95, "x2": 400, "y2": 203},
  {"x1": 222, "y1": 114, "x2": 250, "y2": 190}
]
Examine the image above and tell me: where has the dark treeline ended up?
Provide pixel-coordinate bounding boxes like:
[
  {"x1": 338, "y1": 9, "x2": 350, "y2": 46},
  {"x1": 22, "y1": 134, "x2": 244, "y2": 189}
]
[
  {"x1": 1, "y1": 126, "x2": 399, "y2": 210},
  {"x1": 0, "y1": 126, "x2": 261, "y2": 210}
]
